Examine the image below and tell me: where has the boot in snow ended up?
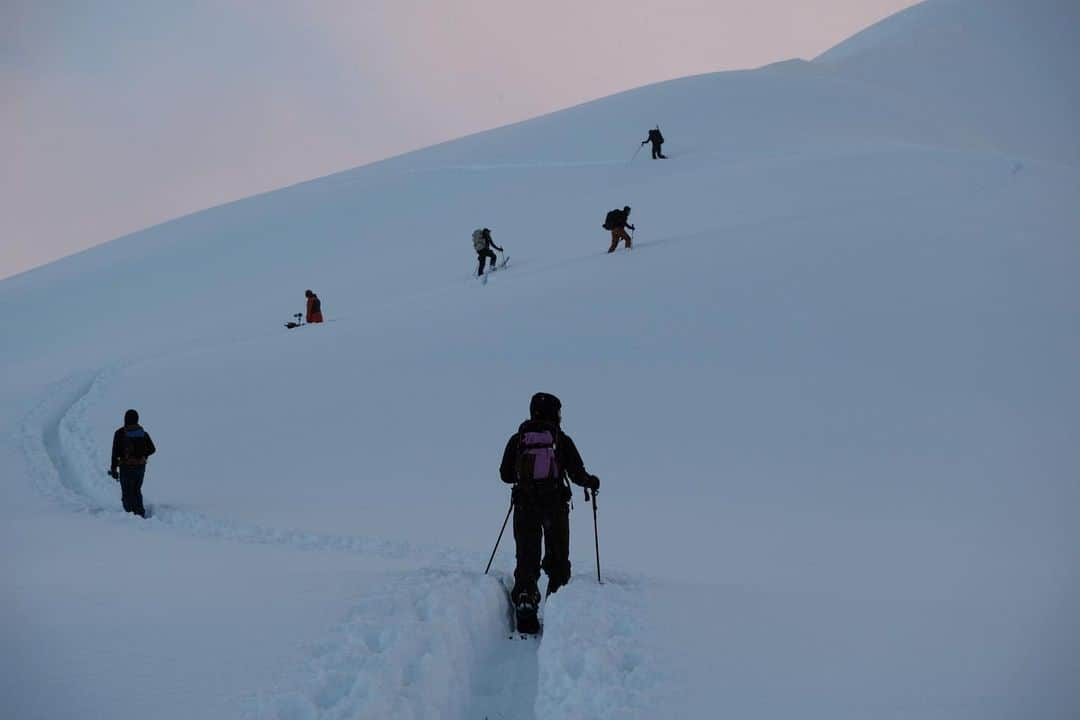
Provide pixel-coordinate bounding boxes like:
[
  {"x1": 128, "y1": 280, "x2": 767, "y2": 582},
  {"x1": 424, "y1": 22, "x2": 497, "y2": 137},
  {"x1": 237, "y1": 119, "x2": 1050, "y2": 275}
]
[{"x1": 514, "y1": 588, "x2": 541, "y2": 635}]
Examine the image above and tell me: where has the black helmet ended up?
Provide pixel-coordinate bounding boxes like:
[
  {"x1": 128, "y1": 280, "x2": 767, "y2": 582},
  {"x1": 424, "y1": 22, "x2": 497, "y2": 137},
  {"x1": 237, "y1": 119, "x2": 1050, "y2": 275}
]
[
  {"x1": 124, "y1": 409, "x2": 139, "y2": 425},
  {"x1": 623, "y1": 205, "x2": 631, "y2": 213},
  {"x1": 529, "y1": 392, "x2": 562, "y2": 424}
]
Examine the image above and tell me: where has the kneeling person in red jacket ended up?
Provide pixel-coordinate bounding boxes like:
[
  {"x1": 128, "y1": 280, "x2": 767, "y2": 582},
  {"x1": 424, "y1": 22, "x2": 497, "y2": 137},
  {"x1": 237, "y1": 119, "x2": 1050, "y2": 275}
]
[{"x1": 305, "y1": 289, "x2": 324, "y2": 324}]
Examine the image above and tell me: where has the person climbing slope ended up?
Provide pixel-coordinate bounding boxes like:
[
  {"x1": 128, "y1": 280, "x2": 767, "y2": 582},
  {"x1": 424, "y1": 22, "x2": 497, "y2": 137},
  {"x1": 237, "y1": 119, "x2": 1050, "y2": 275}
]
[
  {"x1": 499, "y1": 392, "x2": 600, "y2": 633},
  {"x1": 602, "y1": 206, "x2": 635, "y2": 253},
  {"x1": 108, "y1": 409, "x2": 157, "y2": 518},
  {"x1": 473, "y1": 228, "x2": 504, "y2": 276},
  {"x1": 641, "y1": 126, "x2": 667, "y2": 159}
]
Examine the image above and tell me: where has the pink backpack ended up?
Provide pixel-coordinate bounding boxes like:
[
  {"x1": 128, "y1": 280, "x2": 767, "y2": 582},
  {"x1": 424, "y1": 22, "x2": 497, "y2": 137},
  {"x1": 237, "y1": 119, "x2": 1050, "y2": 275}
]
[{"x1": 516, "y1": 430, "x2": 560, "y2": 482}]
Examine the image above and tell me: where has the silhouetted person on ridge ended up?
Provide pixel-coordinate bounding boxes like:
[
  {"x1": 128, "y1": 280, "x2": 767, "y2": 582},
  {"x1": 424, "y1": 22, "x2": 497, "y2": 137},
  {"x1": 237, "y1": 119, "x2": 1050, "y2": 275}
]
[
  {"x1": 500, "y1": 392, "x2": 600, "y2": 634},
  {"x1": 602, "y1": 206, "x2": 634, "y2": 253},
  {"x1": 642, "y1": 126, "x2": 666, "y2": 159},
  {"x1": 109, "y1": 409, "x2": 156, "y2": 518}
]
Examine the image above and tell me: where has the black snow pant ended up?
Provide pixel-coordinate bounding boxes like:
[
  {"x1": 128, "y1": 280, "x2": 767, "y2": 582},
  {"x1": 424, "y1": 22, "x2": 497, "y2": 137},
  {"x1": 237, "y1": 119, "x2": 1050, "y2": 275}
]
[
  {"x1": 477, "y1": 248, "x2": 497, "y2": 275},
  {"x1": 511, "y1": 487, "x2": 571, "y2": 603},
  {"x1": 119, "y1": 466, "x2": 146, "y2": 517},
  {"x1": 651, "y1": 141, "x2": 666, "y2": 159}
]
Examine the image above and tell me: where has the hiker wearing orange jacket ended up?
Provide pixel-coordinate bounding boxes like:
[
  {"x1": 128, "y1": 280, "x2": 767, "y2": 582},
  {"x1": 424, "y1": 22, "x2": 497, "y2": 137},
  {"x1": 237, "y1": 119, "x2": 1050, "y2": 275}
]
[{"x1": 305, "y1": 290, "x2": 324, "y2": 324}]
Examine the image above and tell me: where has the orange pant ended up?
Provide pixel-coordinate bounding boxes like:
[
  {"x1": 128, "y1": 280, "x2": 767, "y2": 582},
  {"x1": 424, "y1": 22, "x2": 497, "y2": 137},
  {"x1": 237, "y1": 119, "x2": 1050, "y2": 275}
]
[{"x1": 608, "y1": 227, "x2": 632, "y2": 252}]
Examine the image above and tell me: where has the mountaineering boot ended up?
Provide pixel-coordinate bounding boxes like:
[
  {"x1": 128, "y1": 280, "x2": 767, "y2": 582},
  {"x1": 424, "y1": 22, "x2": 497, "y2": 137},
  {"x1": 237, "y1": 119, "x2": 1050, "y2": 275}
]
[{"x1": 514, "y1": 588, "x2": 541, "y2": 634}]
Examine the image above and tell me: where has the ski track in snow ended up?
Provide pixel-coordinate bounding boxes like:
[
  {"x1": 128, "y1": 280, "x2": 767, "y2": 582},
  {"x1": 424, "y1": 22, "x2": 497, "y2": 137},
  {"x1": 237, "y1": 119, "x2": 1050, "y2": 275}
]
[
  {"x1": 19, "y1": 363, "x2": 660, "y2": 719},
  {"x1": 252, "y1": 569, "x2": 531, "y2": 720},
  {"x1": 20, "y1": 366, "x2": 447, "y2": 563}
]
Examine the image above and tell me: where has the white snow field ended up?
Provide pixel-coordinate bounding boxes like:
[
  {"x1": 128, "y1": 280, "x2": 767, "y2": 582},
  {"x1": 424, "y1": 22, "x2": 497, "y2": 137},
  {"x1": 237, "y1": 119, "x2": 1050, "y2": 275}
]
[{"x1": 3, "y1": 1, "x2": 1079, "y2": 718}]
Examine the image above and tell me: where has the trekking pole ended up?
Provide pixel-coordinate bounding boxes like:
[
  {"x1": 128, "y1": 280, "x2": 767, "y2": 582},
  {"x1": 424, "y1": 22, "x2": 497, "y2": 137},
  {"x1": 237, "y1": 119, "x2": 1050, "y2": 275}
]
[
  {"x1": 585, "y1": 488, "x2": 602, "y2": 584},
  {"x1": 484, "y1": 493, "x2": 514, "y2": 574},
  {"x1": 630, "y1": 142, "x2": 644, "y2": 164}
]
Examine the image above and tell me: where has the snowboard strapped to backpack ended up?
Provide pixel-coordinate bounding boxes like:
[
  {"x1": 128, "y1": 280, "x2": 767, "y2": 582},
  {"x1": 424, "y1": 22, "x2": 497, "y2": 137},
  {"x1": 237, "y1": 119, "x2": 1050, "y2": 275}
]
[{"x1": 516, "y1": 429, "x2": 560, "y2": 482}]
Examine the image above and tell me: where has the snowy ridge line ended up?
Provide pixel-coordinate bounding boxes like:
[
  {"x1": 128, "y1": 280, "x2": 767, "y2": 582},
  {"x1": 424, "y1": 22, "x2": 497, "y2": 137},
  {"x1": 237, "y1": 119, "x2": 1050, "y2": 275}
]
[{"x1": 425, "y1": 159, "x2": 620, "y2": 172}]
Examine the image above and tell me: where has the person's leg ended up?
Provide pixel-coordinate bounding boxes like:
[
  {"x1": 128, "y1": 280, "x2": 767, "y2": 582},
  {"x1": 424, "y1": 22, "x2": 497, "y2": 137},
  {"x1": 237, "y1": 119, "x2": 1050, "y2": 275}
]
[
  {"x1": 651, "y1": 144, "x2": 659, "y2": 159},
  {"x1": 486, "y1": 249, "x2": 497, "y2": 269},
  {"x1": 131, "y1": 466, "x2": 146, "y2": 517},
  {"x1": 608, "y1": 230, "x2": 620, "y2": 253},
  {"x1": 477, "y1": 252, "x2": 486, "y2": 276},
  {"x1": 119, "y1": 468, "x2": 137, "y2": 514},
  {"x1": 541, "y1": 501, "x2": 572, "y2": 595},
  {"x1": 511, "y1": 500, "x2": 542, "y2": 604}
]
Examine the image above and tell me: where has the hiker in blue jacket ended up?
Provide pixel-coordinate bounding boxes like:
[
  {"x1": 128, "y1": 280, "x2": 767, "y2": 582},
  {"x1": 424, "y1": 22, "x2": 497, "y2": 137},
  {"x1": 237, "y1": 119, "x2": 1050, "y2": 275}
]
[{"x1": 109, "y1": 409, "x2": 156, "y2": 517}]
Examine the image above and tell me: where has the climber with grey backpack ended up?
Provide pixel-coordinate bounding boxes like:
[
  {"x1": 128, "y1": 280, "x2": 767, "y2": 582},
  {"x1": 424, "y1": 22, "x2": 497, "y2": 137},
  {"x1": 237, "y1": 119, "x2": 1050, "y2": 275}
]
[
  {"x1": 472, "y1": 228, "x2": 506, "y2": 277},
  {"x1": 495, "y1": 392, "x2": 600, "y2": 634}
]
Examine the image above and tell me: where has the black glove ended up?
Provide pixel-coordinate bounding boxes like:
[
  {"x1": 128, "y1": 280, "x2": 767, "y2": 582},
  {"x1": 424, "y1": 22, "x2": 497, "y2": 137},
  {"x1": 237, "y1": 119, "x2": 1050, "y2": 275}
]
[
  {"x1": 584, "y1": 475, "x2": 600, "y2": 491},
  {"x1": 108, "y1": 469, "x2": 119, "y2": 480},
  {"x1": 628, "y1": 224, "x2": 635, "y2": 231},
  {"x1": 641, "y1": 140, "x2": 647, "y2": 146}
]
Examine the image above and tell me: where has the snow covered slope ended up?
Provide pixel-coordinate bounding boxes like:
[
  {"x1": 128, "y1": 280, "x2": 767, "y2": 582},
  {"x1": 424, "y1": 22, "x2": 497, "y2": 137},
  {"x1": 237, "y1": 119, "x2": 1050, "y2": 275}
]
[
  {"x1": 816, "y1": 0, "x2": 1080, "y2": 165},
  {"x1": 3, "y1": 1, "x2": 1078, "y2": 718}
]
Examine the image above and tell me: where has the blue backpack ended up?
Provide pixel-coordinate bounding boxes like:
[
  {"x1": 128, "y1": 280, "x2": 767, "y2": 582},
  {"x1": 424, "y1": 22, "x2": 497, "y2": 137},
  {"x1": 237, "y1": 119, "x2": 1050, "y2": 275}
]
[{"x1": 122, "y1": 427, "x2": 150, "y2": 463}]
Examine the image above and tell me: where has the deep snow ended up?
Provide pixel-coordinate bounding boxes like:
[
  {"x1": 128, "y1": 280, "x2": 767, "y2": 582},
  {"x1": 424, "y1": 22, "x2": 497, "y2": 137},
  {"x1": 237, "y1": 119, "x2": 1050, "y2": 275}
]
[{"x1": 2, "y1": 1, "x2": 1078, "y2": 718}]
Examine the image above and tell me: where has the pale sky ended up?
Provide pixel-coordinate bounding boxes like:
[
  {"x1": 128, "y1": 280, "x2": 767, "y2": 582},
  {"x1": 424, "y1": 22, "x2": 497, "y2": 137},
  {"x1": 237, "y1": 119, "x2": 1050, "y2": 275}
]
[{"x1": 0, "y1": 0, "x2": 920, "y2": 279}]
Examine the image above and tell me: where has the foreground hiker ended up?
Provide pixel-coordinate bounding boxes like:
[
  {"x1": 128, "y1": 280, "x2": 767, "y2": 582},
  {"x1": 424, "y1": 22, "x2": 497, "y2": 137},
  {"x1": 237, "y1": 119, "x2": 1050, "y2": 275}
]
[
  {"x1": 472, "y1": 228, "x2": 504, "y2": 276},
  {"x1": 642, "y1": 126, "x2": 666, "y2": 159},
  {"x1": 109, "y1": 409, "x2": 156, "y2": 517},
  {"x1": 305, "y1": 289, "x2": 323, "y2": 324},
  {"x1": 500, "y1": 392, "x2": 600, "y2": 633},
  {"x1": 602, "y1": 206, "x2": 635, "y2": 253}
]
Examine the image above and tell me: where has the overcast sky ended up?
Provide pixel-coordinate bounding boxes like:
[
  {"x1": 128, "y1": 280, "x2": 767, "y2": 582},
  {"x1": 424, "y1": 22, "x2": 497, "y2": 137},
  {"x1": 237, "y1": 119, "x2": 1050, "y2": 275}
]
[{"x1": 1, "y1": 0, "x2": 919, "y2": 279}]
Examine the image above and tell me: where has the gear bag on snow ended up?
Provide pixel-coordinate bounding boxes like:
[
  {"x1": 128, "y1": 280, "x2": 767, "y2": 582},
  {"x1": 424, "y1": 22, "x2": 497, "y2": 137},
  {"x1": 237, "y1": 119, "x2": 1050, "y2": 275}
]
[
  {"x1": 516, "y1": 430, "x2": 560, "y2": 482},
  {"x1": 472, "y1": 229, "x2": 487, "y2": 252},
  {"x1": 122, "y1": 427, "x2": 150, "y2": 464},
  {"x1": 603, "y1": 210, "x2": 619, "y2": 231}
]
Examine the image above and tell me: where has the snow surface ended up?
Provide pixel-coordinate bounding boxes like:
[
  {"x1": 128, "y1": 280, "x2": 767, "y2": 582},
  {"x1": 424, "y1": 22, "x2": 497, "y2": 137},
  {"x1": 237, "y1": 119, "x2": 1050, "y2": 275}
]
[{"x1": 3, "y1": 1, "x2": 1078, "y2": 718}]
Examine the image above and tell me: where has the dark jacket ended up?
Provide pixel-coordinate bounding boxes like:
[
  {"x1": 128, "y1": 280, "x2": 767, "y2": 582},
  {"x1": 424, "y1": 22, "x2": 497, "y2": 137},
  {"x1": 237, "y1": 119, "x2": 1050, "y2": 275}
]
[
  {"x1": 607, "y1": 209, "x2": 632, "y2": 230},
  {"x1": 647, "y1": 128, "x2": 664, "y2": 145},
  {"x1": 480, "y1": 231, "x2": 504, "y2": 253},
  {"x1": 500, "y1": 419, "x2": 592, "y2": 489},
  {"x1": 111, "y1": 424, "x2": 156, "y2": 472}
]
